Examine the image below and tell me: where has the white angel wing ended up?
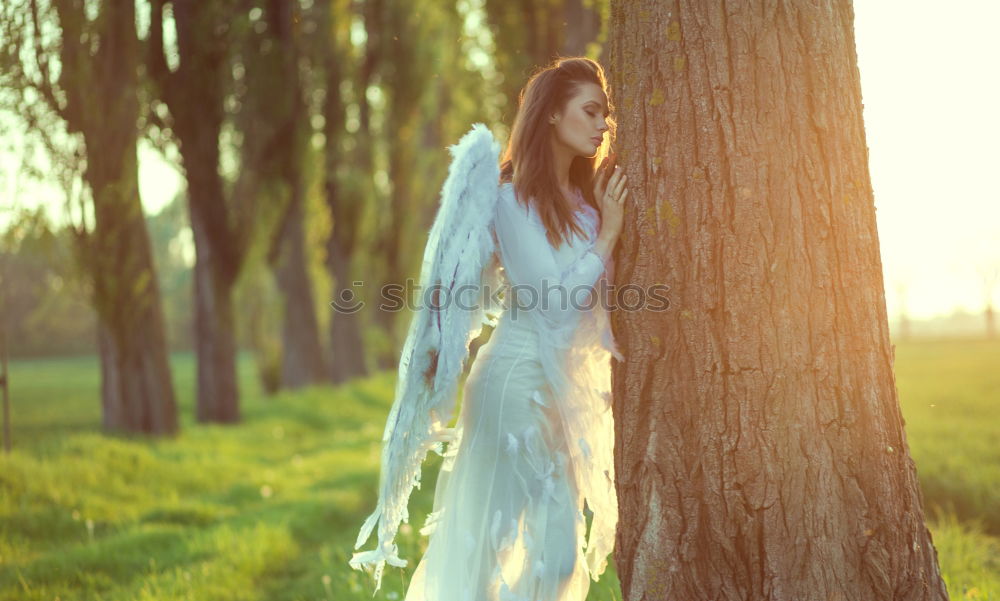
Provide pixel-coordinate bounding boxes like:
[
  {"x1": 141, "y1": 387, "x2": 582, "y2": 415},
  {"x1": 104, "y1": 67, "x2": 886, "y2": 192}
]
[{"x1": 349, "y1": 122, "x2": 502, "y2": 593}]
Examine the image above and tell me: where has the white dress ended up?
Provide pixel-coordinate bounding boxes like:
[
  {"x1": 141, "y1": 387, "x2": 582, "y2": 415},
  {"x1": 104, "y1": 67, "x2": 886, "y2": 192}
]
[{"x1": 403, "y1": 182, "x2": 621, "y2": 601}]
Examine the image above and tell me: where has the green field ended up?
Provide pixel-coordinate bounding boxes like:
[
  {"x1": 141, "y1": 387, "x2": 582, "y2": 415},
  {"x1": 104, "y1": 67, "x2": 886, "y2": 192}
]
[{"x1": 1, "y1": 341, "x2": 998, "y2": 600}]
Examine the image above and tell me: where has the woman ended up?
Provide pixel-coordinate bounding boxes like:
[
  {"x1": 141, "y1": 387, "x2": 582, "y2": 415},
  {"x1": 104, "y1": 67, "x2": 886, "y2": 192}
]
[{"x1": 403, "y1": 57, "x2": 629, "y2": 601}]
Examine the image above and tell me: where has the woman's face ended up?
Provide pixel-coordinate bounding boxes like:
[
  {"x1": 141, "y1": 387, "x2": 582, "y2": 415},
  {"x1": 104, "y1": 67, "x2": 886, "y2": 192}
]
[{"x1": 550, "y1": 81, "x2": 610, "y2": 158}]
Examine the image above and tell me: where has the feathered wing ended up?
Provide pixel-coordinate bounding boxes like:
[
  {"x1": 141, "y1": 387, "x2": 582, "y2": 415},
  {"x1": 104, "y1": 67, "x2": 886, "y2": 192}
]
[{"x1": 349, "y1": 122, "x2": 502, "y2": 593}]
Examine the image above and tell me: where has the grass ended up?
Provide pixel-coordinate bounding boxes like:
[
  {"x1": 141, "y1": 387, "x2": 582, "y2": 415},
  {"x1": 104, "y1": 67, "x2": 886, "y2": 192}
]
[
  {"x1": 892, "y1": 339, "x2": 1000, "y2": 534},
  {"x1": 0, "y1": 340, "x2": 997, "y2": 600}
]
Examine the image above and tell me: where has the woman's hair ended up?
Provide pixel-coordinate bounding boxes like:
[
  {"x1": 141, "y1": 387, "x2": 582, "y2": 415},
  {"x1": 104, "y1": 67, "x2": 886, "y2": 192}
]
[{"x1": 499, "y1": 56, "x2": 617, "y2": 248}]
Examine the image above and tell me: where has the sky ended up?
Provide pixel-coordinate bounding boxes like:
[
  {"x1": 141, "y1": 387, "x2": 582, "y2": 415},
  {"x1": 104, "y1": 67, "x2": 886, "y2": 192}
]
[
  {"x1": 3, "y1": 0, "x2": 998, "y2": 321},
  {"x1": 852, "y1": 0, "x2": 1000, "y2": 319}
]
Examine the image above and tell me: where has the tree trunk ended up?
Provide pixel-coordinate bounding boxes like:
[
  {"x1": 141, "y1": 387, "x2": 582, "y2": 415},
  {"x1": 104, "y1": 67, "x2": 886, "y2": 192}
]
[
  {"x1": 52, "y1": 0, "x2": 178, "y2": 435},
  {"x1": 360, "y1": 0, "x2": 403, "y2": 372},
  {"x1": 88, "y1": 145, "x2": 178, "y2": 436},
  {"x1": 190, "y1": 211, "x2": 240, "y2": 423},
  {"x1": 373, "y1": 113, "x2": 414, "y2": 370},
  {"x1": 246, "y1": 0, "x2": 327, "y2": 389},
  {"x1": 320, "y1": 0, "x2": 371, "y2": 382},
  {"x1": 273, "y1": 188, "x2": 327, "y2": 388},
  {"x1": 173, "y1": 81, "x2": 243, "y2": 423},
  {"x1": 326, "y1": 236, "x2": 369, "y2": 382},
  {"x1": 608, "y1": 1, "x2": 948, "y2": 599},
  {"x1": 98, "y1": 316, "x2": 177, "y2": 434},
  {"x1": 149, "y1": 0, "x2": 246, "y2": 423}
]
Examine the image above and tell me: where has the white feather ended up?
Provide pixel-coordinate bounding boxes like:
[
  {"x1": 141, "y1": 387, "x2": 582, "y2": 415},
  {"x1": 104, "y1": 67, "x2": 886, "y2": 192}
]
[{"x1": 349, "y1": 122, "x2": 503, "y2": 593}]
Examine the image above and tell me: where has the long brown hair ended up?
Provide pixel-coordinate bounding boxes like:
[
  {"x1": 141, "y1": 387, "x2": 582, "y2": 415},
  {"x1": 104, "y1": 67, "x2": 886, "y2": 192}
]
[{"x1": 499, "y1": 56, "x2": 618, "y2": 248}]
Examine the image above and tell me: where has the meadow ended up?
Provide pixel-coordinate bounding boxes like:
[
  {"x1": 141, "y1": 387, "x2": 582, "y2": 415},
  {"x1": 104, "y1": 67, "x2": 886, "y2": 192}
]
[{"x1": 0, "y1": 340, "x2": 997, "y2": 600}]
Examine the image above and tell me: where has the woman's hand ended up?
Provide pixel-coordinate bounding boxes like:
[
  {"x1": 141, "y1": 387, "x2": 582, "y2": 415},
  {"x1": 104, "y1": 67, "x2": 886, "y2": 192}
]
[
  {"x1": 593, "y1": 154, "x2": 627, "y2": 243},
  {"x1": 592, "y1": 154, "x2": 615, "y2": 205}
]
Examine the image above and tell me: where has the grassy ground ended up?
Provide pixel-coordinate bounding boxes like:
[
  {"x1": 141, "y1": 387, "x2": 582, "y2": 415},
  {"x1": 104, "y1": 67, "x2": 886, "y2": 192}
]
[{"x1": 0, "y1": 341, "x2": 997, "y2": 600}]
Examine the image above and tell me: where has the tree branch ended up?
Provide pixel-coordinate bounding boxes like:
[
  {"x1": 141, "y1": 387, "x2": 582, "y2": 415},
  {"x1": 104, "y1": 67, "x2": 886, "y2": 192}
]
[
  {"x1": 49, "y1": 0, "x2": 93, "y2": 137},
  {"x1": 147, "y1": 0, "x2": 179, "y2": 111},
  {"x1": 25, "y1": 0, "x2": 67, "y2": 121}
]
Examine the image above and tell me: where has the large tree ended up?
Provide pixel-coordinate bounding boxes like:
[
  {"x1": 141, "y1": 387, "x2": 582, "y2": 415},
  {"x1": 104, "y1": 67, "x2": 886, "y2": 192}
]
[
  {"x1": 607, "y1": 2, "x2": 948, "y2": 599},
  {"x1": 148, "y1": 0, "x2": 251, "y2": 422},
  {"x1": 0, "y1": 0, "x2": 177, "y2": 435}
]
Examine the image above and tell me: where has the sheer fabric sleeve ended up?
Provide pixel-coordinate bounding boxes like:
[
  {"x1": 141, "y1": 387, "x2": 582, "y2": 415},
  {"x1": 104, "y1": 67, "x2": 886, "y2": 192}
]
[
  {"x1": 493, "y1": 184, "x2": 606, "y2": 330},
  {"x1": 491, "y1": 185, "x2": 620, "y2": 582}
]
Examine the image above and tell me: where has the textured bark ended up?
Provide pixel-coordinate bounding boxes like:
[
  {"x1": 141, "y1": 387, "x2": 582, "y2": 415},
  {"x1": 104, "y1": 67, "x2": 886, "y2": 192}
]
[
  {"x1": 608, "y1": 1, "x2": 948, "y2": 600},
  {"x1": 51, "y1": 0, "x2": 178, "y2": 435}
]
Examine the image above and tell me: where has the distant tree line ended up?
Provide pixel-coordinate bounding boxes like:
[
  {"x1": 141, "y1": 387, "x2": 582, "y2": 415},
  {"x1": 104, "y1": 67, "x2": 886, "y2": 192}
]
[{"x1": 0, "y1": 0, "x2": 608, "y2": 434}]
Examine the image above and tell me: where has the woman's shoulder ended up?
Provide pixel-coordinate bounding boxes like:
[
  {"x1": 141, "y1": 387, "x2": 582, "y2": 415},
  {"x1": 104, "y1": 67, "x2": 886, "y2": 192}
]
[
  {"x1": 498, "y1": 180, "x2": 517, "y2": 202},
  {"x1": 496, "y1": 181, "x2": 540, "y2": 222}
]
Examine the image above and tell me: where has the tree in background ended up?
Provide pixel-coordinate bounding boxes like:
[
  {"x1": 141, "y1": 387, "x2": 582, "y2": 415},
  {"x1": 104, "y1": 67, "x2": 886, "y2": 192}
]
[
  {"x1": 148, "y1": 0, "x2": 256, "y2": 423},
  {"x1": 0, "y1": 0, "x2": 615, "y2": 398},
  {"x1": 145, "y1": 194, "x2": 195, "y2": 352},
  {"x1": 240, "y1": 0, "x2": 327, "y2": 389},
  {"x1": 607, "y1": 1, "x2": 947, "y2": 598},
  {"x1": 0, "y1": 0, "x2": 177, "y2": 435},
  {"x1": 318, "y1": 0, "x2": 489, "y2": 377},
  {"x1": 978, "y1": 263, "x2": 998, "y2": 340},
  {"x1": 318, "y1": 0, "x2": 370, "y2": 383},
  {"x1": 370, "y1": 0, "x2": 488, "y2": 369},
  {"x1": 0, "y1": 197, "x2": 192, "y2": 359},
  {"x1": 0, "y1": 209, "x2": 95, "y2": 357},
  {"x1": 370, "y1": 0, "x2": 436, "y2": 370},
  {"x1": 484, "y1": 0, "x2": 605, "y2": 122},
  {"x1": 895, "y1": 280, "x2": 912, "y2": 342}
]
